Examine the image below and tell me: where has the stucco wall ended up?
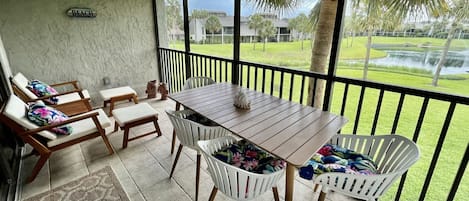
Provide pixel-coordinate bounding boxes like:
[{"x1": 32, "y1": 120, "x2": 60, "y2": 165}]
[{"x1": 0, "y1": 0, "x2": 160, "y2": 106}]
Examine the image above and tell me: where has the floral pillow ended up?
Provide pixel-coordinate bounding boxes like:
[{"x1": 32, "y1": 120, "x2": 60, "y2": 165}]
[
  {"x1": 26, "y1": 80, "x2": 59, "y2": 104},
  {"x1": 299, "y1": 144, "x2": 378, "y2": 180},
  {"x1": 27, "y1": 102, "x2": 73, "y2": 135},
  {"x1": 213, "y1": 140, "x2": 286, "y2": 174},
  {"x1": 185, "y1": 113, "x2": 218, "y2": 126}
]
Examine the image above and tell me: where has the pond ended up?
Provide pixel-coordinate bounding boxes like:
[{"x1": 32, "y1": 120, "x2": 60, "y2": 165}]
[{"x1": 369, "y1": 50, "x2": 469, "y2": 75}]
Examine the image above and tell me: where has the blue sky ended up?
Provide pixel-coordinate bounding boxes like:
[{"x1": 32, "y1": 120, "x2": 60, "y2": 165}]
[{"x1": 188, "y1": 0, "x2": 317, "y2": 18}]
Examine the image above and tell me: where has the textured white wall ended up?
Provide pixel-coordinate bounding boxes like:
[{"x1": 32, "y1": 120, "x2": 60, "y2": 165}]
[{"x1": 0, "y1": 0, "x2": 160, "y2": 106}]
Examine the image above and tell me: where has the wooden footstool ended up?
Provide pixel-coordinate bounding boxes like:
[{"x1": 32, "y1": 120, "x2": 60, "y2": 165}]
[
  {"x1": 99, "y1": 86, "x2": 138, "y2": 116},
  {"x1": 112, "y1": 103, "x2": 162, "y2": 148}
]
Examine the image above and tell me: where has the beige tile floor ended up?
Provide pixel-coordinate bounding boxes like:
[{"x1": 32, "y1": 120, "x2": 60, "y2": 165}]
[{"x1": 19, "y1": 97, "x2": 357, "y2": 201}]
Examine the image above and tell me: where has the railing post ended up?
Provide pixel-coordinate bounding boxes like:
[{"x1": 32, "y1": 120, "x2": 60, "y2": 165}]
[
  {"x1": 183, "y1": 0, "x2": 192, "y2": 80},
  {"x1": 151, "y1": 0, "x2": 162, "y2": 82},
  {"x1": 322, "y1": 0, "x2": 345, "y2": 111},
  {"x1": 232, "y1": 0, "x2": 241, "y2": 85}
]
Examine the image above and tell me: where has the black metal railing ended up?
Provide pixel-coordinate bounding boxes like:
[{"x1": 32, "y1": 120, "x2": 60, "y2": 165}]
[{"x1": 158, "y1": 47, "x2": 469, "y2": 201}]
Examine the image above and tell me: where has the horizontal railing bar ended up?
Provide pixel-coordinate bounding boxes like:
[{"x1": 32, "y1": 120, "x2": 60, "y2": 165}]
[
  {"x1": 333, "y1": 76, "x2": 469, "y2": 105},
  {"x1": 239, "y1": 60, "x2": 329, "y2": 80},
  {"x1": 161, "y1": 48, "x2": 469, "y2": 105}
]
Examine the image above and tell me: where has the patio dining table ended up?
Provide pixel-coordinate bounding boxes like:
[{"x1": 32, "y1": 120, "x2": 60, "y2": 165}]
[{"x1": 169, "y1": 82, "x2": 348, "y2": 201}]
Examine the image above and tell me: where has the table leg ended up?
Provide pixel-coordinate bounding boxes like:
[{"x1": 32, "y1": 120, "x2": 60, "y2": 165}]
[{"x1": 285, "y1": 163, "x2": 295, "y2": 201}]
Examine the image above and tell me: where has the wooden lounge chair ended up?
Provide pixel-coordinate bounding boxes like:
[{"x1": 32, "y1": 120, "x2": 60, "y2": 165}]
[
  {"x1": 0, "y1": 95, "x2": 114, "y2": 183},
  {"x1": 10, "y1": 72, "x2": 92, "y2": 116}
]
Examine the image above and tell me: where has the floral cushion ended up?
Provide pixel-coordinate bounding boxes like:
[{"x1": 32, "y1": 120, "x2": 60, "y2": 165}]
[
  {"x1": 27, "y1": 102, "x2": 73, "y2": 135},
  {"x1": 299, "y1": 144, "x2": 378, "y2": 180},
  {"x1": 26, "y1": 80, "x2": 59, "y2": 104},
  {"x1": 185, "y1": 113, "x2": 218, "y2": 126},
  {"x1": 213, "y1": 140, "x2": 286, "y2": 174}
]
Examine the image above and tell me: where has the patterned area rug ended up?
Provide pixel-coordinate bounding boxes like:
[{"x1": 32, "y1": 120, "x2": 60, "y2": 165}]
[{"x1": 24, "y1": 166, "x2": 129, "y2": 201}]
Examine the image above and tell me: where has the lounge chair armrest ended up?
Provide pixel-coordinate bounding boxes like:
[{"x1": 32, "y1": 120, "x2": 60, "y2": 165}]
[
  {"x1": 22, "y1": 111, "x2": 99, "y2": 136},
  {"x1": 49, "y1": 80, "x2": 80, "y2": 89},
  {"x1": 25, "y1": 89, "x2": 85, "y2": 102},
  {"x1": 53, "y1": 98, "x2": 93, "y2": 116}
]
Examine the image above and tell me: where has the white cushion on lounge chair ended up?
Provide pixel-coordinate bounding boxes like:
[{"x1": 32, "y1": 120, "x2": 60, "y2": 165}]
[
  {"x1": 47, "y1": 109, "x2": 110, "y2": 147},
  {"x1": 3, "y1": 95, "x2": 111, "y2": 145},
  {"x1": 57, "y1": 89, "x2": 90, "y2": 104},
  {"x1": 3, "y1": 95, "x2": 57, "y2": 140},
  {"x1": 11, "y1": 72, "x2": 38, "y2": 99}
]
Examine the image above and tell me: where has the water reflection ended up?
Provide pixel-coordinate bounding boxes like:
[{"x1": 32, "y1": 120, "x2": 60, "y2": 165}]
[{"x1": 369, "y1": 50, "x2": 469, "y2": 75}]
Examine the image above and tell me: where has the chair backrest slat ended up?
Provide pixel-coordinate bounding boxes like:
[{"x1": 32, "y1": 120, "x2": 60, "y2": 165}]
[
  {"x1": 183, "y1": 77, "x2": 215, "y2": 90},
  {"x1": 198, "y1": 136, "x2": 285, "y2": 200},
  {"x1": 319, "y1": 134, "x2": 420, "y2": 200}
]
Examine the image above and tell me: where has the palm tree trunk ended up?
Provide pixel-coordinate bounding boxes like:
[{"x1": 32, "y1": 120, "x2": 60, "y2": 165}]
[
  {"x1": 363, "y1": 30, "x2": 373, "y2": 80},
  {"x1": 432, "y1": 22, "x2": 456, "y2": 86},
  {"x1": 253, "y1": 29, "x2": 257, "y2": 50},
  {"x1": 301, "y1": 34, "x2": 304, "y2": 50},
  {"x1": 307, "y1": 0, "x2": 338, "y2": 108},
  {"x1": 263, "y1": 38, "x2": 266, "y2": 51}
]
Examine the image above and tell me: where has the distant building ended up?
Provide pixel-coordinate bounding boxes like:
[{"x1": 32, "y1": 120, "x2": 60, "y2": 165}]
[{"x1": 189, "y1": 11, "x2": 292, "y2": 43}]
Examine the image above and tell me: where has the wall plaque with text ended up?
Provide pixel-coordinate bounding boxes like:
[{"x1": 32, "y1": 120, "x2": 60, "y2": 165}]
[{"x1": 66, "y1": 8, "x2": 97, "y2": 18}]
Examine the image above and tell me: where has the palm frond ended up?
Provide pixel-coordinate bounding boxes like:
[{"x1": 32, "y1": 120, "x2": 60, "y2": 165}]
[
  {"x1": 384, "y1": 0, "x2": 449, "y2": 18},
  {"x1": 308, "y1": 1, "x2": 321, "y2": 30},
  {"x1": 244, "y1": 0, "x2": 304, "y2": 15}
]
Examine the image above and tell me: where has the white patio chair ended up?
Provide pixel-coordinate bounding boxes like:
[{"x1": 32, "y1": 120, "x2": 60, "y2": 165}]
[
  {"x1": 171, "y1": 76, "x2": 215, "y2": 154},
  {"x1": 313, "y1": 134, "x2": 420, "y2": 201},
  {"x1": 0, "y1": 95, "x2": 114, "y2": 183},
  {"x1": 166, "y1": 109, "x2": 230, "y2": 201},
  {"x1": 197, "y1": 136, "x2": 284, "y2": 201},
  {"x1": 183, "y1": 76, "x2": 215, "y2": 90}
]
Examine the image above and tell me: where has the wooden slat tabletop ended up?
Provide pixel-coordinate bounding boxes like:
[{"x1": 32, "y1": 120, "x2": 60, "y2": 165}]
[{"x1": 169, "y1": 83, "x2": 348, "y2": 166}]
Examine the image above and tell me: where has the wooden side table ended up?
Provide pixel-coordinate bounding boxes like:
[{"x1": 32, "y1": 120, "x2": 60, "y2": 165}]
[{"x1": 112, "y1": 103, "x2": 162, "y2": 148}]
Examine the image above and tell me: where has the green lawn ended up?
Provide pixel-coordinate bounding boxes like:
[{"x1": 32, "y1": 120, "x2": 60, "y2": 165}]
[{"x1": 169, "y1": 36, "x2": 469, "y2": 200}]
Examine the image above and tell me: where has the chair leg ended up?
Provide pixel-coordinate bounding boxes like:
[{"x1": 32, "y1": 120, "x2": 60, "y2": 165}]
[
  {"x1": 208, "y1": 186, "x2": 218, "y2": 201},
  {"x1": 113, "y1": 121, "x2": 119, "y2": 133},
  {"x1": 313, "y1": 184, "x2": 319, "y2": 192},
  {"x1": 171, "y1": 130, "x2": 176, "y2": 154},
  {"x1": 153, "y1": 118, "x2": 162, "y2": 136},
  {"x1": 171, "y1": 103, "x2": 181, "y2": 154},
  {"x1": 100, "y1": 131, "x2": 114, "y2": 154},
  {"x1": 122, "y1": 126, "x2": 130, "y2": 149},
  {"x1": 132, "y1": 95, "x2": 139, "y2": 104},
  {"x1": 272, "y1": 187, "x2": 280, "y2": 201},
  {"x1": 109, "y1": 101, "x2": 115, "y2": 117},
  {"x1": 195, "y1": 154, "x2": 201, "y2": 201},
  {"x1": 318, "y1": 191, "x2": 327, "y2": 201},
  {"x1": 27, "y1": 152, "x2": 51, "y2": 183},
  {"x1": 170, "y1": 144, "x2": 183, "y2": 178}
]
